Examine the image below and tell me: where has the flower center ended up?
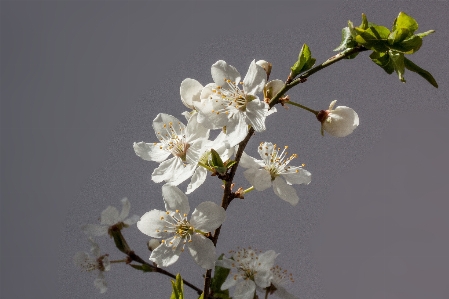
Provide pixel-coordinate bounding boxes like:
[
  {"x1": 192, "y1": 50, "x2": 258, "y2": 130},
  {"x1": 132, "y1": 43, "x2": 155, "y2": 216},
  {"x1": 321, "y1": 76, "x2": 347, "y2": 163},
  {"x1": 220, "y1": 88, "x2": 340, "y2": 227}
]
[
  {"x1": 211, "y1": 79, "x2": 249, "y2": 113},
  {"x1": 260, "y1": 143, "x2": 297, "y2": 180},
  {"x1": 159, "y1": 210, "x2": 195, "y2": 250},
  {"x1": 156, "y1": 121, "x2": 190, "y2": 161}
]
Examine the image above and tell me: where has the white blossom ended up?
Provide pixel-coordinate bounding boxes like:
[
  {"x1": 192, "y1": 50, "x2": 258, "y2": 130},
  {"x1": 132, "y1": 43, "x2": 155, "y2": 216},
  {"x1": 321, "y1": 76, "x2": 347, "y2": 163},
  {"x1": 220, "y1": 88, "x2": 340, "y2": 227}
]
[
  {"x1": 262, "y1": 265, "x2": 299, "y2": 299},
  {"x1": 82, "y1": 198, "x2": 139, "y2": 237},
  {"x1": 240, "y1": 142, "x2": 311, "y2": 205},
  {"x1": 318, "y1": 100, "x2": 359, "y2": 137},
  {"x1": 137, "y1": 184, "x2": 226, "y2": 269},
  {"x1": 194, "y1": 60, "x2": 269, "y2": 147},
  {"x1": 133, "y1": 113, "x2": 210, "y2": 187},
  {"x1": 216, "y1": 248, "x2": 278, "y2": 299},
  {"x1": 73, "y1": 237, "x2": 110, "y2": 294}
]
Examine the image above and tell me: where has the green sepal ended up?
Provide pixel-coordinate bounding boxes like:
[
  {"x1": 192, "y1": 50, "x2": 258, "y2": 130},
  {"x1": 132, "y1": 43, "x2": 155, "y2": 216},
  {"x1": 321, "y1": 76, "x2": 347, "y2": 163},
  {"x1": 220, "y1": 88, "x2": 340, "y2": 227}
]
[
  {"x1": 354, "y1": 25, "x2": 390, "y2": 52},
  {"x1": 392, "y1": 12, "x2": 418, "y2": 35},
  {"x1": 198, "y1": 293, "x2": 204, "y2": 299},
  {"x1": 404, "y1": 57, "x2": 438, "y2": 88},
  {"x1": 334, "y1": 27, "x2": 357, "y2": 52},
  {"x1": 389, "y1": 51, "x2": 406, "y2": 82},
  {"x1": 130, "y1": 263, "x2": 156, "y2": 272},
  {"x1": 170, "y1": 273, "x2": 184, "y2": 299},
  {"x1": 290, "y1": 43, "x2": 316, "y2": 78},
  {"x1": 109, "y1": 226, "x2": 131, "y2": 254},
  {"x1": 224, "y1": 160, "x2": 237, "y2": 170},
  {"x1": 369, "y1": 51, "x2": 394, "y2": 74},
  {"x1": 210, "y1": 254, "x2": 231, "y2": 299},
  {"x1": 388, "y1": 35, "x2": 422, "y2": 54}
]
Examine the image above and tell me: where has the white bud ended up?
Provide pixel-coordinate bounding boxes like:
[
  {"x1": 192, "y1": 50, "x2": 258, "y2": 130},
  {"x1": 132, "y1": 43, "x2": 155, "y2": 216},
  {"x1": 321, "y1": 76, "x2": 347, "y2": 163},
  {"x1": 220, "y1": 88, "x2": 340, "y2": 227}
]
[
  {"x1": 319, "y1": 100, "x2": 359, "y2": 137},
  {"x1": 147, "y1": 239, "x2": 161, "y2": 251},
  {"x1": 256, "y1": 60, "x2": 272, "y2": 79}
]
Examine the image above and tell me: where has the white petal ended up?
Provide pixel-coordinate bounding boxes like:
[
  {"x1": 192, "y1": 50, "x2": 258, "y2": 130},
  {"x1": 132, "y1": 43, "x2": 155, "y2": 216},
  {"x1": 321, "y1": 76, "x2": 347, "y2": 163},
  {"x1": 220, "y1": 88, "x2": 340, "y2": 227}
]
[
  {"x1": 254, "y1": 269, "x2": 273, "y2": 288},
  {"x1": 162, "y1": 184, "x2": 190, "y2": 215},
  {"x1": 245, "y1": 100, "x2": 267, "y2": 132},
  {"x1": 215, "y1": 257, "x2": 234, "y2": 269},
  {"x1": 257, "y1": 250, "x2": 278, "y2": 270},
  {"x1": 281, "y1": 168, "x2": 311, "y2": 185},
  {"x1": 234, "y1": 280, "x2": 256, "y2": 299},
  {"x1": 243, "y1": 60, "x2": 266, "y2": 96},
  {"x1": 239, "y1": 151, "x2": 264, "y2": 169},
  {"x1": 264, "y1": 79, "x2": 284, "y2": 99},
  {"x1": 186, "y1": 110, "x2": 209, "y2": 142},
  {"x1": 226, "y1": 113, "x2": 248, "y2": 147},
  {"x1": 124, "y1": 215, "x2": 140, "y2": 226},
  {"x1": 180, "y1": 78, "x2": 203, "y2": 109},
  {"x1": 73, "y1": 251, "x2": 92, "y2": 269},
  {"x1": 184, "y1": 141, "x2": 204, "y2": 166},
  {"x1": 271, "y1": 282, "x2": 300, "y2": 299},
  {"x1": 211, "y1": 60, "x2": 241, "y2": 87},
  {"x1": 186, "y1": 167, "x2": 207, "y2": 194},
  {"x1": 151, "y1": 157, "x2": 177, "y2": 183},
  {"x1": 118, "y1": 197, "x2": 130, "y2": 221},
  {"x1": 88, "y1": 237, "x2": 101, "y2": 257},
  {"x1": 166, "y1": 162, "x2": 196, "y2": 186},
  {"x1": 152, "y1": 113, "x2": 185, "y2": 137},
  {"x1": 133, "y1": 141, "x2": 171, "y2": 163},
  {"x1": 187, "y1": 234, "x2": 217, "y2": 269},
  {"x1": 258, "y1": 141, "x2": 274, "y2": 162},
  {"x1": 194, "y1": 98, "x2": 230, "y2": 129},
  {"x1": 149, "y1": 242, "x2": 182, "y2": 267},
  {"x1": 82, "y1": 224, "x2": 108, "y2": 237},
  {"x1": 190, "y1": 201, "x2": 226, "y2": 232},
  {"x1": 272, "y1": 177, "x2": 299, "y2": 205},
  {"x1": 220, "y1": 272, "x2": 238, "y2": 290},
  {"x1": 137, "y1": 209, "x2": 172, "y2": 238},
  {"x1": 94, "y1": 272, "x2": 108, "y2": 293},
  {"x1": 243, "y1": 168, "x2": 272, "y2": 191},
  {"x1": 100, "y1": 206, "x2": 120, "y2": 226}
]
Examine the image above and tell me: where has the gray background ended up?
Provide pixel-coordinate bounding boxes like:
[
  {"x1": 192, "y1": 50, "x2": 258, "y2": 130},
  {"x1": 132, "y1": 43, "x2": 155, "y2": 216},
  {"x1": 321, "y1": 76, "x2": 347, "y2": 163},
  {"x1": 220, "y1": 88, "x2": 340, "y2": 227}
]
[{"x1": 1, "y1": 1, "x2": 448, "y2": 298}]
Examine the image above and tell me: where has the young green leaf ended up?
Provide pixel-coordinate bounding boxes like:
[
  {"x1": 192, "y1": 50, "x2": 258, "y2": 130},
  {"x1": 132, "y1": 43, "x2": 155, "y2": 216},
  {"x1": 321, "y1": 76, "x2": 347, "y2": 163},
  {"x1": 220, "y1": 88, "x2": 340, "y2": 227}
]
[
  {"x1": 390, "y1": 51, "x2": 406, "y2": 82},
  {"x1": 359, "y1": 13, "x2": 369, "y2": 30},
  {"x1": 370, "y1": 51, "x2": 394, "y2": 74},
  {"x1": 404, "y1": 57, "x2": 438, "y2": 88},
  {"x1": 392, "y1": 12, "x2": 418, "y2": 35},
  {"x1": 170, "y1": 274, "x2": 184, "y2": 299},
  {"x1": 389, "y1": 35, "x2": 422, "y2": 54},
  {"x1": 388, "y1": 28, "x2": 410, "y2": 45},
  {"x1": 416, "y1": 30, "x2": 435, "y2": 38},
  {"x1": 210, "y1": 254, "x2": 231, "y2": 299},
  {"x1": 210, "y1": 149, "x2": 224, "y2": 168},
  {"x1": 354, "y1": 25, "x2": 390, "y2": 52},
  {"x1": 334, "y1": 27, "x2": 357, "y2": 51},
  {"x1": 290, "y1": 43, "x2": 316, "y2": 78}
]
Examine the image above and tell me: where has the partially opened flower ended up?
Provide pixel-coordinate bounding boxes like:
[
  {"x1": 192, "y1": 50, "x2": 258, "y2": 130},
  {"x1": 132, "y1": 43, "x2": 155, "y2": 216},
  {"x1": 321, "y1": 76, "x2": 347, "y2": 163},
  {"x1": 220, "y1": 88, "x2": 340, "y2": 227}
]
[
  {"x1": 137, "y1": 184, "x2": 226, "y2": 269},
  {"x1": 82, "y1": 198, "x2": 139, "y2": 237},
  {"x1": 317, "y1": 100, "x2": 359, "y2": 137},
  {"x1": 216, "y1": 248, "x2": 278, "y2": 299},
  {"x1": 73, "y1": 237, "x2": 110, "y2": 293},
  {"x1": 194, "y1": 60, "x2": 269, "y2": 147},
  {"x1": 240, "y1": 142, "x2": 311, "y2": 205},
  {"x1": 133, "y1": 113, "x2": 210, "y2": 187}
]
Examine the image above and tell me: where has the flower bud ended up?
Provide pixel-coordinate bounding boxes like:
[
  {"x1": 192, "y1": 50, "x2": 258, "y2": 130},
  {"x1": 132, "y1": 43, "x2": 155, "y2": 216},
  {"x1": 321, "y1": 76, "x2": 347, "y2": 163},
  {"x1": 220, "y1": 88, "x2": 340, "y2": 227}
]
[
  {"x1": 147, "y1": 239, "x2": 161, "y2": 251},
  {"x1": 317, "y1": 100, "x2": 359, "y2": 137},
  {"x1": 256, "y1": 60, "x2": 272, "y2": 80}
]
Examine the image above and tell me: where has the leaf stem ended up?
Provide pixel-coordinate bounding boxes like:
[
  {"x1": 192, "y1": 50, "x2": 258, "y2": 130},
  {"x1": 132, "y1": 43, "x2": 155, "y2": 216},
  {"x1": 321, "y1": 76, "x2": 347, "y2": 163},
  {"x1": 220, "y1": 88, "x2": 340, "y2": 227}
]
[
  {"x1": 243, "y1": 186, "x2": 255, "y2": 194},
  {"x1": 286, "y1": 100, "x2": 319, "y2": 115}
]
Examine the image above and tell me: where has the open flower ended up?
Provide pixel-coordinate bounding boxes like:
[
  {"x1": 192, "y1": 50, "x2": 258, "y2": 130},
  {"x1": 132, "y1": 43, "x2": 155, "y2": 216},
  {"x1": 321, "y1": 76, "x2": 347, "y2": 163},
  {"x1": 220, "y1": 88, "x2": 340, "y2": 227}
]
[
  {"x1": 137, "y1": 184, "x2": 226, "y2": 269},
  {"x1": 133, "y1": 113, "x2": 210, "y2": 186},
  {"x1": 262, "y1": 265, "x2": 299, "y2": 299},
  {"x1": 240, "y1": 142, "x2": 311, "y2": 205},
  {"x1": 194, "y1": 60, "x2": 268, "y2": 147},
  {"x1": 73, "y1": 237, "x2": 110, "y2": 293},
  {"x1": 82, "y1": 198, "x2": 139, "y2": 237},
  {"x1": 317, "y1": 100, "x2": 359, "y2": 137},
  {"x1": 216, "y1": 248, "x2": 278, "y2": 299}
]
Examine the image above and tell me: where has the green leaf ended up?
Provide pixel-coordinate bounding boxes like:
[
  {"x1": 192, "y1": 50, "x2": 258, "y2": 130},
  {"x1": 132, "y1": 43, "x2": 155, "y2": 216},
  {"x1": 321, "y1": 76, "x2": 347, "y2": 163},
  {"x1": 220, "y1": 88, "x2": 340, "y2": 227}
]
[
  {"x1": 354, "y1": 25, "x2": 390, "y2": 52},
  {"x1": 388, "y1": 28, "x2": 410, "y2": 45},
  {"x1": 389, "y1": 35, "x2": 422, "y2": 54},
  {"x1": 389, "y1": 51, "x2": 406, "y2": 82},
  {"x1": 369, "y1": 51, "x2": 394, "y2": 74},
  {"x1": 198, "y1": 293, "x2": 204, "y2": 299},
  {"x1": 210, "y1": 149, "x2": 224, "y2": 168},
  {"x1": 392, "y1": 12, "x2": 418, "y2": 35},
  {"x1": 404, "y1": 57, "x2": 438, "y2": 88},
  {"x1": 170, "y1": 274, "x2": 184, "y2": 299},
  {"x1": 290, "y1": 43, "x2": 316, "y2": 78},
  {"x1": 210, "y1": 254, "x2": 231, "y2": 299},
  {"x1": 334, "y1": 27, "x2": 357, "y2": 51},
  {"x1": 225, "y1": 160, "x2": 237, "y2": 169},
  {"x1": 130, "y1": 264, "x2": 156, "y2": 272}
]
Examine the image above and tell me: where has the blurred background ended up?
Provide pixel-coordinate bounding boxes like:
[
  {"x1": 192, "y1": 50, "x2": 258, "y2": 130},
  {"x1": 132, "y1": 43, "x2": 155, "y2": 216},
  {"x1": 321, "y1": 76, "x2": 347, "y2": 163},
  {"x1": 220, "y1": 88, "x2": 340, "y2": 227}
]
[{"x1": 1, "y1": 1, "x2": 448, "y2": 298}]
